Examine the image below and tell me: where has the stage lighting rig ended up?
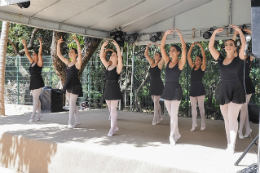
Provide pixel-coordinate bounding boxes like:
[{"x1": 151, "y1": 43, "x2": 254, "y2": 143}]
[
  {"x1": 150, "y1": 32, "x2": 163, "y2": 42},
  {"x1": 203, "y1": 28, "x2": 215, "y2": 39},
  {"x1": 110, "y1": 29, "x2": 126, "y2": 47},
  {"x1": 124, "y1": 34, "x2": 138, "y2": 44},
  {"x1": 17, "y1": 1, "x2": 30, "y2": 8}
]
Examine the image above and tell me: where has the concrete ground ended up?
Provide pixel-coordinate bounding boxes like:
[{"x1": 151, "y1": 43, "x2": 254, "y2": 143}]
[{"x1": 0, "y1": 108, "x2": 258, "y2": 173}]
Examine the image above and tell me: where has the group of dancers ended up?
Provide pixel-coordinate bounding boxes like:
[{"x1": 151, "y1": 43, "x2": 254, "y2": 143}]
[{"x1": 23, "y1": 25, "x2": 254, "y2": 154}]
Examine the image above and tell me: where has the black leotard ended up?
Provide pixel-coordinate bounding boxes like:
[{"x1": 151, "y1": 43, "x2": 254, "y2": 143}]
[
  {"x1": 62, "y1": 64, "x2": 83, "y2": 97},
  {"x1": 190, "y1": 66, "x2": 205, "y2": 97},
  {"x1": 149, "y1": 65, "x2": 164, "y2": 96},
  {"x1": 104, "y1": 66, "x2": 122, "y2": 100},
  {"x1": 161, "y1": 61, "x2": 182, "y2": 101},
  {"x1": 215, "y1": 55, "x2": 245, "y2": 105},
  {"x1": 29, "y1": 63, "x2": 44, "y2": 90}
]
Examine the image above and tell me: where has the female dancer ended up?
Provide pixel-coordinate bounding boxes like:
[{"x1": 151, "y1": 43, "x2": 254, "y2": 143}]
[
  {"x1": 187, "y1": 42, "x2": 206, "y2": 131},
  {"x1": 22, "y1": 38, "x2": 44, "y2": 122},
  {"x1": 57, "y1": 36, "x2": 83, "y2": 129},
  {"x1": 144, "y1": 43, "x2": 164, "y2": 125},
  {"x1": 100, "y1": 40, "x2": 123, "y2": 136},
  {"x1": 160, "y1": 29, "x2": 187, "y2": 145},
  {"x1": 233, "y1": 28, "x2": 255, "y2": 139},
  {"x1": 209, "y1": 25, "x2": 246, "y2": 153}
]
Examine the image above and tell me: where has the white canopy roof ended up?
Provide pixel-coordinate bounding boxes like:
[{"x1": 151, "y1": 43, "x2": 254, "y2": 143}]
[{"x1": 0, "y1": 0, "x2": 251, "y2": 44}]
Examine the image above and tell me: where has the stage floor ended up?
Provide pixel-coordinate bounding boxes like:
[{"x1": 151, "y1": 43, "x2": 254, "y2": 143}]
[{"x1": 0, "y1": 109, "x2": 258, "y2": 173}]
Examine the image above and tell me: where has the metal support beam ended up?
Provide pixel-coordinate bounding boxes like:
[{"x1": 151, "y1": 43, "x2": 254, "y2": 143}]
[
  {"x1": 130, "y1": 45, "x2": 135, "y2": 111},
  {"x1": 0, "y1": 10, "x2": 109, "y2": 39}
]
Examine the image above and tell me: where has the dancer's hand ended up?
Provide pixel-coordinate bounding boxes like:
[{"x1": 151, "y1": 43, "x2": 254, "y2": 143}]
[
  {"x1": 72, "y1": 35, "x2": 79, "y2": 43},
  {"x1": 175, "y1": 28, "x2": 181, "y2": 34},
  {"x1": 102, "y1": 40, "x2": 109, "y2": 47},
  {"x1": 165, "y1": 29, "x2": 175, "y2": 35},
  {"x1": 57, "y1": 37, "x2": 64, "y2": 44},
  {"x1": 190, "y1": 42, "x2": 196, "y2": 48},
  {"x1": 147, "y1": 43, "x2": 152, "y2": 47},
  {"x1": 22, "y1": 39, "x2": 26, "y2": 45},
  {"x1": 196, "y1": 42, "x2": 202, "y2": 47},
  {"x1": 112, "y1": 40, "x2": 119, "y2": 47},
  {"x1": 213, "y1": 27, "x2": 224, "y2": 34},
  {"x1": 38, "y1": 38, "x2": 42, "y2": 43},
  {"x1": 243, "y1": 28, "x2": 252, "y2": 34},
  {"x1": 230, "y1": 25, "x2": 241, "y2": 32}
]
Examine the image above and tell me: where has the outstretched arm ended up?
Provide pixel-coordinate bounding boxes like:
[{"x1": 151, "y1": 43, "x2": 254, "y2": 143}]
[
  {"x1": 160, "y1": 29, "x2": 174, "y2": 64},
  {"x1": 99, "y1": 40, "x2": 110, "y2": 68},
  {"x1": 231, "y1": 25, "x2": 246, "y2": 60},
  {"x1": 197, "y1": 42, "x2": 206, "y2": 71},
  {"x1": 37, "y1": 38, "x2": 43, "y2": 67},
  {"x1": 112, "y1": 40, "x2": 123, "y2": 74},
  {"x1": 144, "y1": 43, "x2": 154, "y2": 65},
  {"x1": 187, "y1": 43, "x2": 195, "y2": 68},
  {"x1": 22, "y1": 39, "x2": 33, "y2": 63},
  {"x1": 73, "y1": 36, "x2": 82, "y2": 70},
  {"x1": 209, "y1": 28, "x2": 223, "y2": 60},
  {"x1": 176, "y1": 29, "x2": 187, "y2": 70},
  {"x1": 57, "y1": 37, "x2": 69, "y2": 65}
]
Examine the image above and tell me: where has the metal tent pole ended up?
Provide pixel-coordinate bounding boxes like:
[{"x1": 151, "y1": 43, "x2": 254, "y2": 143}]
[{"x1": 130, "y1": 45, "x2": 135, "y2": 111}]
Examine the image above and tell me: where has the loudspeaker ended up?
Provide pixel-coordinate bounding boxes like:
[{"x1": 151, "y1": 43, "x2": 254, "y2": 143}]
[
  {"x1": 40, "y1": 87, "x2": 64, "y2": 113},
  {"x1": 251, "y1": 0, "x2": 260, "y2": 58}
]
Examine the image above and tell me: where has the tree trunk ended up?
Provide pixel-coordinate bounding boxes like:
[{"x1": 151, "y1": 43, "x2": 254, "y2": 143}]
[
  {"x1": 51, "y1": 31, "x2": 67, "y2": 85},
  {"x1": 79, "y1": 36, "x2": 101, "y2": 77},
  {"x1": 134, "y1": 71, "x2": 149, "y2": 112},
  {"x1": 0, "y1": 21, "x2": 10, "y2": 116}
]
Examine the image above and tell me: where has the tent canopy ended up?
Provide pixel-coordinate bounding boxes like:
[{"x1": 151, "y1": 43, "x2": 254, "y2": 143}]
[{"x1": 0, "y1": 0, "x2": 251, "y2": 44}]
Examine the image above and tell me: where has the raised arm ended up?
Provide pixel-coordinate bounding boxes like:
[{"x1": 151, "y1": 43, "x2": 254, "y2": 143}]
[
  {"x1": 209, "y1": 28, "x2": 223, "y2": 60},
  {"x1": 57, "y1": 37, "x2": 69, "y2": 65},
  {"x1": 112, "y1": 40, "x2": 123, "y2": 74},
  {"x1": 231, "y1": 25, "x2": 246, "y2": 60},
  {"x1": 22, "y1": 39, "x2": 33, "y2": 63},
  {"x1": 187, "y1": 43, "x2": 195, "y2": 68},
  {"x1": 197, "y1": 42, "x2": 206, "y2": 71},
  {"x1": 176, "y1": 29, "x2": 186, "y2": 70},
  {"x1": 73, "y1": 36, "x2": 82, "y2": 69},
  {"x1": 160, "y1": 29, "x2": 174, "y2": 64},
  {"x1": 155, "y1": 43, "x2": 165, "y2": 69},
  {"x1": 232, "y1": 31, "x2": 239, "y2": 41},
  {"x1": 37, "y1": 38, "x2": 43, "y2": 67},
  {"x1": 99, "y1": 40, "x2": 110, "y2": 68},
  {"x1": 144, "y1": 43, "x2": 154, "y2": 65}
]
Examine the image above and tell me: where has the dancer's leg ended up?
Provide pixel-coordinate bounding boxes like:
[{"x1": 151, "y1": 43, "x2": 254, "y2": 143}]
[
  {"x1": 190, "y1": 96, "x2": 198, "y2": 131},
  {"x1": 152, "y1": 95, "x2": 162, "y2": 125},
  {"x1": 106, "y1": 100, "x2": 111, "y2": 120},
  {"x1": 197, "y1": 95, "x2": 206, "y2": 130},
  {"x1": 169, "y1": 100, "x2": 181, "y2": 145},
  {"x1": 220, "y1": 104, "x2": 230, "y2": 146},
  {"x1": 30, "y1": 88, "x2": 42, "y2": 122},
  {"x1": 108, "y1": 100, "x2": 119, "y2": 136},
  {"x1": 227, "y1": 102, "x2": 242, "y2": 153},
  {"x1": 244, "y1": 94, "x2": 252, "y2": 137},
  {"x1": 68, "y1": 93, "x2": 79, "y2": 128}
]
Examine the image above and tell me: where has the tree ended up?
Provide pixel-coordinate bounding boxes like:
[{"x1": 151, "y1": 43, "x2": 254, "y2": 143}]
[
  {"x1": 0, "y1": 21, "x2": 10, "y2": 116},
  {"x1": 50, "y1": 31, "x2": 102, "y2": 85}
]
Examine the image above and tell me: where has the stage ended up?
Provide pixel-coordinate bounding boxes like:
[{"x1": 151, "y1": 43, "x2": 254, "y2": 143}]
[{"x1": 0, "y1": 109, "x2": 258, "y2": 173}]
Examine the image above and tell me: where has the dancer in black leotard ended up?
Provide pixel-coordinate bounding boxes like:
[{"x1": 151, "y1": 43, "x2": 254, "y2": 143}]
[
  {"x1": 233, "y1": 28, "x2": 255, "y2": 139},
  {"x1": 187, "y1": 42, "x2": 206, "y2": 131},
  {"x1": 22, "y1": 38, "x2": 44, "y2": 122},
  {"x1": 144, "y1": 43, "x2": 164, "y2": 125},
  {"x1": 160, "y1": 29, "x2": 187, "y2": 145},
  {"x1": 57, "y1": 36, "x2": 83, "y2": 129},
  {"x1": 209, "y1": 25, "x2": 246, "y2": 153},
  {"x1": 99, "y1": 40, "x2": 123, "y2": 136}
]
